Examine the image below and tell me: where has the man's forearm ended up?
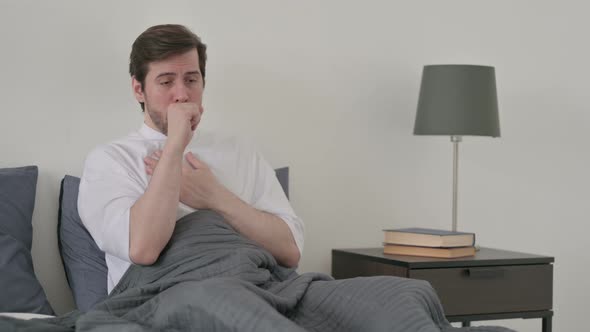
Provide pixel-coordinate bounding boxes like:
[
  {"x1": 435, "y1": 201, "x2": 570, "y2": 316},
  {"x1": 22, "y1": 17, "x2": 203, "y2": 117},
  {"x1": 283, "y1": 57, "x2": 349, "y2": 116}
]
[
  {"x1": 211, "y1": 189, "x2": 300, "y2": 267},
  {"x1": 129, "y1": 142, "x2": 184, "y2": 265}
]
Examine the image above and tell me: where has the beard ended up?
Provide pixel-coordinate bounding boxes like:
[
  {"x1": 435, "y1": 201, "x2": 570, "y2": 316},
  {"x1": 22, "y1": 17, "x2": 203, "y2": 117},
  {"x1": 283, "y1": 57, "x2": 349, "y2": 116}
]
[{"x1": 145, "y1": 101, "x2": 168, "y2": 135}]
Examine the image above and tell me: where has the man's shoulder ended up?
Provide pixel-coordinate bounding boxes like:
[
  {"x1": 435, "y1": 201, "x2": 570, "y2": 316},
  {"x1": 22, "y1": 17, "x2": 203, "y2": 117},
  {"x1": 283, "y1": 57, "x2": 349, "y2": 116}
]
[{"x1": 84, "y1": 132, "x2": 145, "y2": 168}]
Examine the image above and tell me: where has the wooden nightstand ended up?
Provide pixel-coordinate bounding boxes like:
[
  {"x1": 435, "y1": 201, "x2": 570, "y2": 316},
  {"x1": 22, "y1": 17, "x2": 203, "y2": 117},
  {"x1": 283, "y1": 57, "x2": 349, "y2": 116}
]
[{"x1": 332, "y1": 247, "x2": 554, "y2": 332}]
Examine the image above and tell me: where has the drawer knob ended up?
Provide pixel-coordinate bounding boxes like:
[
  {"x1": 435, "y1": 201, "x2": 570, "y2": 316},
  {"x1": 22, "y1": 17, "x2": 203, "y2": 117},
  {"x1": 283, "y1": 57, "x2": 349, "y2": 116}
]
[{"x1": 466, "y1": 268, "x2": 504, "y2": 279}]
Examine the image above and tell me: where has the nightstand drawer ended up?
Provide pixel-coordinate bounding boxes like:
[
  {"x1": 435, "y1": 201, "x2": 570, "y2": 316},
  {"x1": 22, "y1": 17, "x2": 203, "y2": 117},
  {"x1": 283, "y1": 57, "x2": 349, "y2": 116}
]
[{"x1": 409, "y1": 264, "x2": 553, "y2": 316}]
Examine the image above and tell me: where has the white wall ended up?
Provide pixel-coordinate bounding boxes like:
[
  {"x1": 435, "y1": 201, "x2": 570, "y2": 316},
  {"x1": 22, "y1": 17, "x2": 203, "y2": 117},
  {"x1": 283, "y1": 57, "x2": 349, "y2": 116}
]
[{"x1": 1, "y1": 1, "x2": 587, "y2": 330}]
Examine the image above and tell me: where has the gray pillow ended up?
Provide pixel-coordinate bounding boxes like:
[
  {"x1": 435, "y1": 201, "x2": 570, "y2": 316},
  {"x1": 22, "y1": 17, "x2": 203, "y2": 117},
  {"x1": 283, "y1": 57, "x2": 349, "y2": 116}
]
[
  {"x1": 274, "y1": 167, "x2": 289, "y2": 199},
  {"x1": 0, "y1": 166, "x2": 54, "y2": 314},
  {"x1": 58, "y1": 167, "x2": 289, "y2": 311},
  {"x1": 58, "y1": 175, "x2": 107, "y2": 312}
]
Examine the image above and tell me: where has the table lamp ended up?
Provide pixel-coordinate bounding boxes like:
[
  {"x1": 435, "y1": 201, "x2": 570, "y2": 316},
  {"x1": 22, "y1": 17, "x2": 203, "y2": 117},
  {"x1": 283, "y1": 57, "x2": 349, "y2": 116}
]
[{"x1": 413, "y1": 64, "x2": 500, "y2": 232}]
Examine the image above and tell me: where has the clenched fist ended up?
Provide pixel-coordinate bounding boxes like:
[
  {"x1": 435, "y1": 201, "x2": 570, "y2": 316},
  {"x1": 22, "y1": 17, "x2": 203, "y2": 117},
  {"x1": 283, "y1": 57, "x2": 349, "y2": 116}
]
[{"x1": 166, "y1": 103, "x2": 203, "y2": 149}]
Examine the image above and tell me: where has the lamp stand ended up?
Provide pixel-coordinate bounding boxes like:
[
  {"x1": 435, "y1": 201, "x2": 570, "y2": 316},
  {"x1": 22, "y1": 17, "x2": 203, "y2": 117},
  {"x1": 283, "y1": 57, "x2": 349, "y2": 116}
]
[{"x1": 451, "y1": 135, "x2": 462, "y2": 232}]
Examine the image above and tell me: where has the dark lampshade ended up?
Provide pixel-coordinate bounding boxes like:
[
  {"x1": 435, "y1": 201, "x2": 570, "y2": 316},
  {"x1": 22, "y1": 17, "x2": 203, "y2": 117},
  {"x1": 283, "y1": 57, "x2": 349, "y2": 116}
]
[{"x1": 414, "y1": 65, "x2": 500, "y2": 137}]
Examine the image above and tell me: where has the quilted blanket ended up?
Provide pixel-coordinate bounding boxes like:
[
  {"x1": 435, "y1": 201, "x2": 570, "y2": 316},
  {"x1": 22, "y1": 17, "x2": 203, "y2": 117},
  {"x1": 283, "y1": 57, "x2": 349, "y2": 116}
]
[{"x1": 0, "y1": 210, "x2": 514, "y2": 331}]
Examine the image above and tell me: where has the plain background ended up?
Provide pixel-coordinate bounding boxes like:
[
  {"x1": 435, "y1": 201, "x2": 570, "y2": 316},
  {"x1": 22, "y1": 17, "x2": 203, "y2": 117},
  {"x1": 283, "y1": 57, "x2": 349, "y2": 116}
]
[{"x1": 1, "y1": 1, "x2": 588, "y2": 330}]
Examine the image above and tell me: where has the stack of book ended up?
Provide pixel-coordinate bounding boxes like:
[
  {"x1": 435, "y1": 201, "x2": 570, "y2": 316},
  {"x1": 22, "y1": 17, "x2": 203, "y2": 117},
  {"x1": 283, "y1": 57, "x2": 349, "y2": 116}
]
[{"x1": 382, "y1": 228, "x2": 476, "y2": 258}]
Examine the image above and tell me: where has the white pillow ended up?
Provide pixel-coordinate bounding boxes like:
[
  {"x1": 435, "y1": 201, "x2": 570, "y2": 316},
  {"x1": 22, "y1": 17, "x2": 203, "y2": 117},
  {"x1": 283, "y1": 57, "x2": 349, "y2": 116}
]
[{"x1": 0, "y1": 312, "x2": 55, "y2": 320}]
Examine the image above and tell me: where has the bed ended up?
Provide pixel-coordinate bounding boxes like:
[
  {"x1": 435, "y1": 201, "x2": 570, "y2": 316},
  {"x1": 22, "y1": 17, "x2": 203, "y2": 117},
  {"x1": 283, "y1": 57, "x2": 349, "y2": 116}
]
[{"x1": 0, "y1": 166, "x2": 514, "y2": 331}]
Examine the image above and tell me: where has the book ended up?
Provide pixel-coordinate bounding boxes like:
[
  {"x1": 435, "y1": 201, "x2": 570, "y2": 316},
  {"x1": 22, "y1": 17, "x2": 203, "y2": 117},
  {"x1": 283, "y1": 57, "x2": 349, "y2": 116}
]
[
  {"x1": 383, "y1": 244, "x2": 476, "y2": 258},
  {"x1": 383, "y1": 227, "x2": 475, "y2": 248}
]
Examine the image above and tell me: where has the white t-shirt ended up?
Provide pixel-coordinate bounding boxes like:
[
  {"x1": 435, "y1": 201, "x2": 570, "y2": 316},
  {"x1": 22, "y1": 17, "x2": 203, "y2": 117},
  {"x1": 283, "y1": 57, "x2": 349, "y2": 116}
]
[{"x1": 78, "y1": 124, "x2": 304, "y2": 293}]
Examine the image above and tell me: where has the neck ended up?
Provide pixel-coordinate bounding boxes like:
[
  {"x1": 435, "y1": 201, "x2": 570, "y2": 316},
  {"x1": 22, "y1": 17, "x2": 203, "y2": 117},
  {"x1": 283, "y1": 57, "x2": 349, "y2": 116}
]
[{"x1": 144, "y1": 113, "x2": 164, "y2": 134}]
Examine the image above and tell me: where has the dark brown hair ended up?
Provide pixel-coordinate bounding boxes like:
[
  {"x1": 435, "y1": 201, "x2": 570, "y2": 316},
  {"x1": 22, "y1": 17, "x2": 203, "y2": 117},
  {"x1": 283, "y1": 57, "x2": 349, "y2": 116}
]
[{"x1": 129, "y1": 24, "x2": 207, "y2": 111}]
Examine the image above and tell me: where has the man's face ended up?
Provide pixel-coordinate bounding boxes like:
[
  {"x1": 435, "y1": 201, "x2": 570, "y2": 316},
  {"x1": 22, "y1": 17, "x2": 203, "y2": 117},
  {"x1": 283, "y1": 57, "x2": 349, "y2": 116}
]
[{"x1": 132, "y1": 48, "x2": 204, "y2": 135}]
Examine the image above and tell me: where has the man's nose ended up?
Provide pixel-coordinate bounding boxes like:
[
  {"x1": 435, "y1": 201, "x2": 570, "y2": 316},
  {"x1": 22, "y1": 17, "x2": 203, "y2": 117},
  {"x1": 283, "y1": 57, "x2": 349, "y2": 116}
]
[{"x1": 173, "y1": 85, "x2": 189, "y2": 103}]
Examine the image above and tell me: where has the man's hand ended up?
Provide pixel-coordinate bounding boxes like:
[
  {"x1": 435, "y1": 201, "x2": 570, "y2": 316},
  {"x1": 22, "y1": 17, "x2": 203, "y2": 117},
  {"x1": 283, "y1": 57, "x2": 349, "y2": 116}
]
[
  {"x1": 129, "y1": 102, "x2": 202, "y2": 265},
  {"x1": 144, "y1": 150, "x2": 226, "y2": 210},
  {"x1": 166, "y1": 103, "x2": 203, "y2": 149},
  {"x1": 143, "y1": 149, "x2": 300, "y2": 267}
]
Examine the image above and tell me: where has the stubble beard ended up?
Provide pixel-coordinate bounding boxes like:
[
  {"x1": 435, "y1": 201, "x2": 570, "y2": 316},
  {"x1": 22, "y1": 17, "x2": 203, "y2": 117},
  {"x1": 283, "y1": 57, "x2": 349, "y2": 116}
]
[{"x1": 145, "y1": 102, "x2": 168, "y2": 136}]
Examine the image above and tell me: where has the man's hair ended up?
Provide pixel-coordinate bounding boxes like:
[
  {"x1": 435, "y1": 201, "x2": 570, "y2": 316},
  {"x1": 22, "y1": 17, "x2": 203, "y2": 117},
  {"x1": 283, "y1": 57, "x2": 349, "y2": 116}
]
[{"x1": 129, "y1": 24, "x2": 207, "y2": 111}]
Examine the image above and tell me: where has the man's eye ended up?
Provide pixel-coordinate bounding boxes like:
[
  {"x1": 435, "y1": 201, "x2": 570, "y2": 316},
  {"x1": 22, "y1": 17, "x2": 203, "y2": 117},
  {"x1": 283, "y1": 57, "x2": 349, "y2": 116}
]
[
  {"x1": 186, "y1": 78, "x2": 198, "y2": 84},
  {"x1": 160, "y1": 81, "x2": 171, "y2": 86}
]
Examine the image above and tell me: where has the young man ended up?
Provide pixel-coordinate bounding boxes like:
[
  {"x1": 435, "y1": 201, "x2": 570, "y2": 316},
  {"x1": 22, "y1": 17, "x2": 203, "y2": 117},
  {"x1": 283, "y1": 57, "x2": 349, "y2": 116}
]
[{"x1": 78, "y1": 24, "x2": 303, "y2": 294}]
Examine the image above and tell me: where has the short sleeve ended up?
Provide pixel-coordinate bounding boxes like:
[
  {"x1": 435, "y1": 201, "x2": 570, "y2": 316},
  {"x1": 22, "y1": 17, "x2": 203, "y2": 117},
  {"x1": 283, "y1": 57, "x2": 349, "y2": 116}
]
[
  {"x1": 247, "y1": 147, "x2": 305, "y2": 256},
  {"x1": 77, "y1": 147, "x2": 144, "y2": 263}
]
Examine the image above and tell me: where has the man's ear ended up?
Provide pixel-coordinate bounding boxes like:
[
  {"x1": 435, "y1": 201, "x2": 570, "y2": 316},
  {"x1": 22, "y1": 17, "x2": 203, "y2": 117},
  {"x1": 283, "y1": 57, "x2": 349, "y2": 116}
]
[{"x1": 132, "y1": 76, "x2": 145, "y2": 103}]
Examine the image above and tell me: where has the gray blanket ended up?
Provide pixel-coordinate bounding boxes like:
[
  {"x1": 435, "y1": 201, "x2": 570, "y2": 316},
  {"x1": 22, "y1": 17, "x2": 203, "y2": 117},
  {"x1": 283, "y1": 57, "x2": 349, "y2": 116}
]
[{"x1": 1, "y1": 211, "x2": 514, "y2": 331}]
